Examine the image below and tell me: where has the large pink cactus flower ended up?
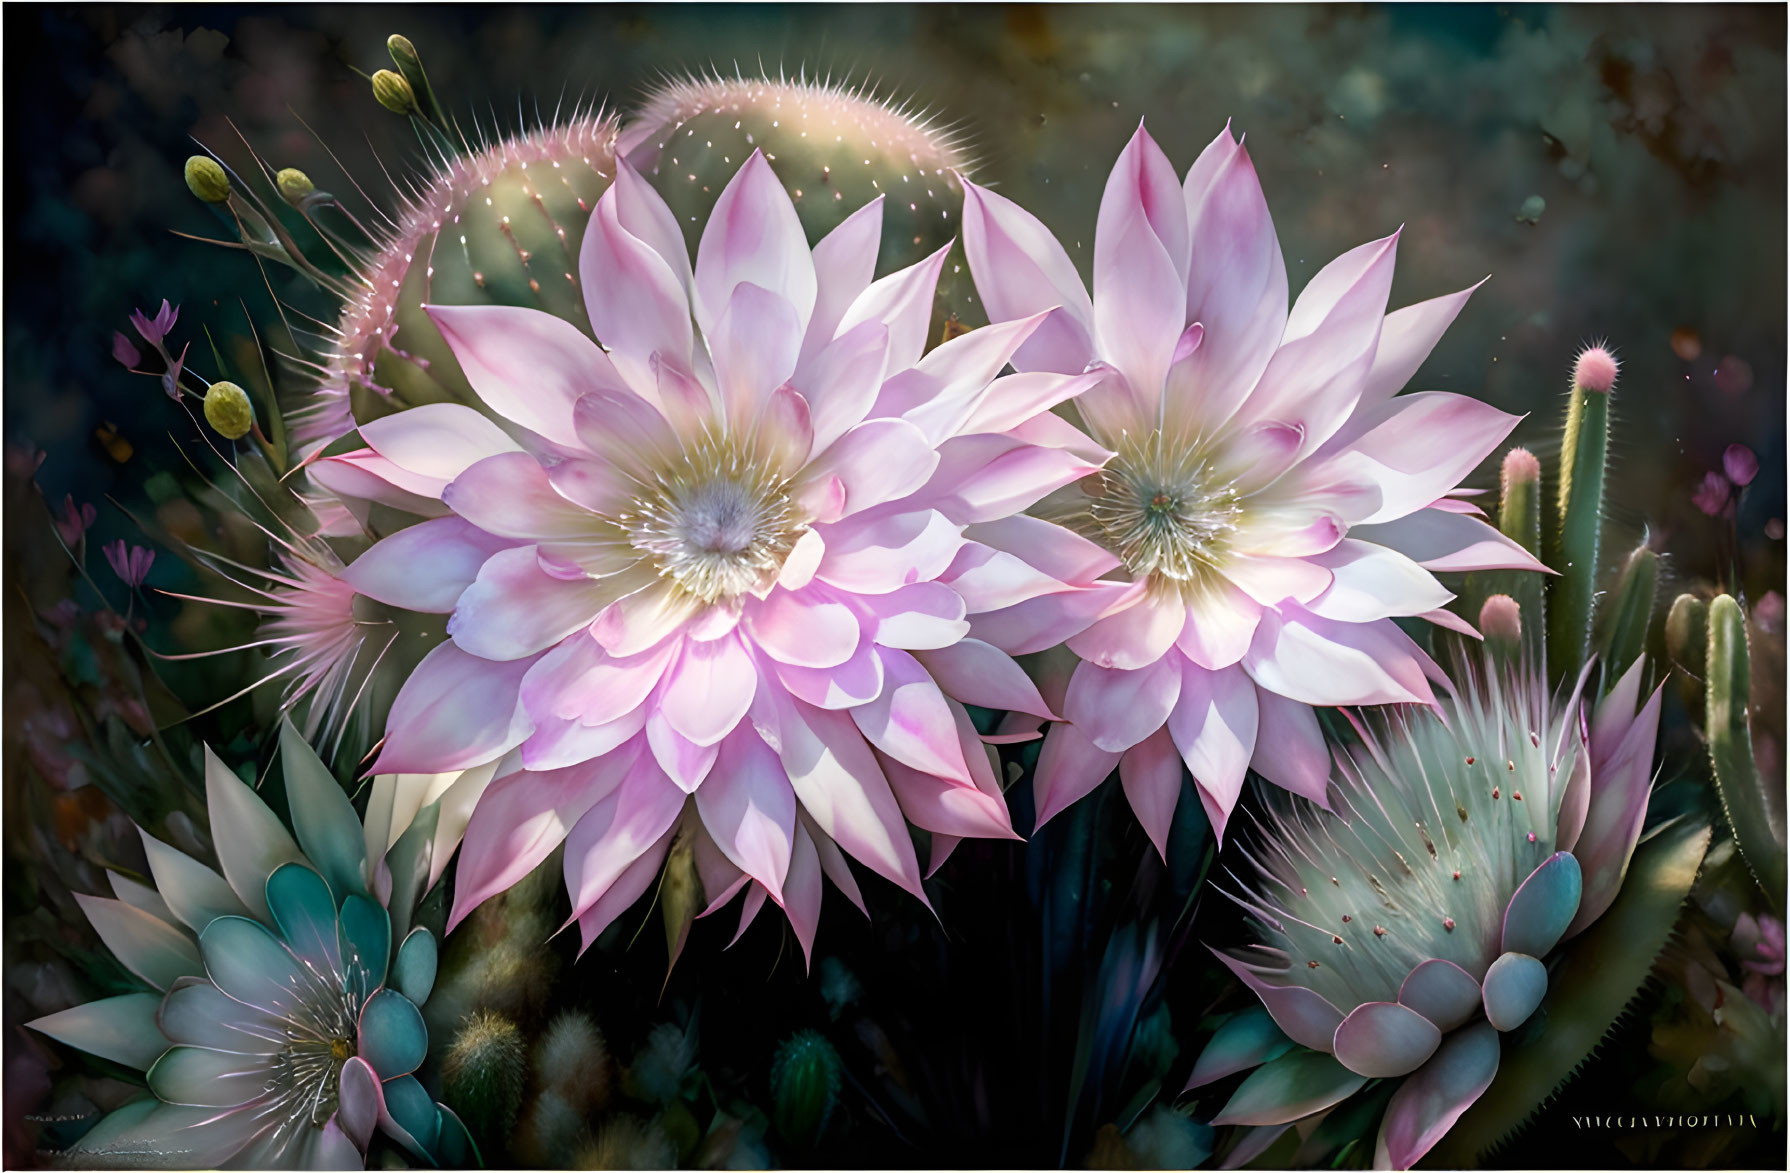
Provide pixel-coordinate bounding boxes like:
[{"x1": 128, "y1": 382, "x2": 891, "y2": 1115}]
[
  {"x1": 318, "y1": 152, "x2": 1108, "y2": 961},
  {"x1": 960, "y1": 122, "x2": 1547, "y2": 849}
]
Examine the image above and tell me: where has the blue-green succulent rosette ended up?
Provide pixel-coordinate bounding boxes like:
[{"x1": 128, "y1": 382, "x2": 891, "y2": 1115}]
[
  {"x1": 28, "y1": 723, "x2": 475, "y2": 1169},
  {"x1": 1190, "y1": 654, "x2": 1708, "y2": 1169}
]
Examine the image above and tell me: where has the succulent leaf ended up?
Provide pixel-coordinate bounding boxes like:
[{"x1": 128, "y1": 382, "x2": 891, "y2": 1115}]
[{"x1": 1429, "y1": 814, "x2": 1710, "y2": 1165}]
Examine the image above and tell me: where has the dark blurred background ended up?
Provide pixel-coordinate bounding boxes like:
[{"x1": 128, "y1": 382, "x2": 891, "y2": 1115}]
[{"x1": 5, "y1": 2, "x2": 1784, "y2": 606}]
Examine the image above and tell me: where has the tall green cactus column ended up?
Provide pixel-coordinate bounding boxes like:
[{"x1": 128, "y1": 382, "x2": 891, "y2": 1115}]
[
  {"x1": 1707, "y1": 594, "x2": 1787, "y2": 909},
  {"x1": 1546, "y1": 347, "x2": 1618, "y2": 684}
]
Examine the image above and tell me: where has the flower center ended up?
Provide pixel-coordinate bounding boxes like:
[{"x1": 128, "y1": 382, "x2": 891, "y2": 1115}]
[
  {"x1": 626, "y1": 438, "x2": 800, "y2": 604},
  {"x1": 1083, "y1": 431, "x2": 1242, "y2": 585}
]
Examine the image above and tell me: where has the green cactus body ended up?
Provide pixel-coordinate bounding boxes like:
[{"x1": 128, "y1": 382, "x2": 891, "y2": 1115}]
[
  {"x1": 442, "y1": 1009, "x2": 529, "y2": 1150},
  {"x1": 770, "y1": 1030, "x2": 843, "y2": 1147},
  {"x1": 1478, "y1": 447, "x2": 1545, "y2": 656},
  {"x1": 619, "y1": 75, "x2": 976, "y2": 328},
  {"x1": 1707, "y1": 594, "x2": 1787, "y2": 908},
  {"x1": 1547, "y1": 378, "x2": 1611, "y2": 683},
  {"x1": 294, "y1": 113, "x2": 619, "y2": 453},
  {"x1": 1599, "y1": 545, "x2": 1659, "y2": 683},
  {"x1": 1666, "y1": 593, "x2": 1710, "y2": 713}
]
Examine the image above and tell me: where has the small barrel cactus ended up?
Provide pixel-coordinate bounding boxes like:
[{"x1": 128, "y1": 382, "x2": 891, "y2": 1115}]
[
  {"x1": 441, "y1": 1009, "x2": 528, "y2": 1150},
  {"x1": 769, "y1": 1029, "x2": 843, "y2": 1147},
  {"x1": 619, "y1": 73, "x2": 976, "y2": 326}
]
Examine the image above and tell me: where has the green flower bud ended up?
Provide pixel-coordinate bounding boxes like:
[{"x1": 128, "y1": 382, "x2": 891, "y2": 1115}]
[
  {"x1": 387, "y1": 33, "x2": 422, "y2": 72},
  {"x1": 184, "y1": 155, "x2": 231, "y2": 204},
  {"x1": 203, "y1": 381, "x2": 254, "y2": 440},
  {"x1": 276, "y1": 168, "x2": 315, "y2": 204},
  {"x1": 372, "y1": 69, "x2": 418, "y2": 115}
]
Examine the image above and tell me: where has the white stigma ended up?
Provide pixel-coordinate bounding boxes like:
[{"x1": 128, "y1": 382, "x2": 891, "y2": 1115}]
[
  {"x1": 1085, "y1": 431, "x2": 1242, "y2": 585},
  {"x1": 627, "y1": 437, "x2": 799, "y2": 604}
]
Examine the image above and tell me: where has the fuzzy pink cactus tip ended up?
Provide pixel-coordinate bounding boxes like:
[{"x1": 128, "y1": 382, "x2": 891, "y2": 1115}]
[
  {"x1": 1478, "y1": 594, "x2": 1523, "y2": 644},
  {"x1": 1573, "y1": 345, "x2": 1619, "y2": 393},
  {"x1": 1501, "y1": 447, "x2": 1541, "y2": 491}
]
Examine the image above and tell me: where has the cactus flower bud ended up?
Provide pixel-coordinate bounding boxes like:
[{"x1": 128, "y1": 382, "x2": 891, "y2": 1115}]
[
  {"x1": 372, "y1": 69, "x2": 418, "y2": 115},
  {"x1": 1480, "y1": 594, "x2": 1523, "y2": 645},
  {"x1": 386, "y1": 33, "x2": 422, "y2": 71},
  {"x1": 202, "y1": 380, "x2": 254, "y2": 440},
  {"x1": 184, "y1": 155, "x2": 231, "y2": 203},
  {"x1": 276, "y1": 167, "x2": 315, "y2": 204}
]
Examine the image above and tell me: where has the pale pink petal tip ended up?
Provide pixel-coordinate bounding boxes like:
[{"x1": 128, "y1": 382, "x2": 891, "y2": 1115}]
[{"x1": 1572, "y1": 345, "x2": 1619, "y2": 393}]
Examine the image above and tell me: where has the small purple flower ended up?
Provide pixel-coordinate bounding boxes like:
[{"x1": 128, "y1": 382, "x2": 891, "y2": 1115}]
[
  {"x1": 54, "y1": 496, "x2": 96, "y2": 546},
  {"x1": 1723, "y1": 443, "x2": 1760, "y2": 488},
  {"x1": 128, "y1": 299, "x2": 179, "y2": 348},
  {"x1": 102, "y1": 540, "x2": 155, "y2": 587},
  {"x1": 111, "y1": 331, "x2": 143, "y2": 370},
  {"x1": 1692, "y1": 471, "x2": 1733, "y2": 517},
  {"x1": 159, "y1": 342, "x2": 189, "y2": 401}
]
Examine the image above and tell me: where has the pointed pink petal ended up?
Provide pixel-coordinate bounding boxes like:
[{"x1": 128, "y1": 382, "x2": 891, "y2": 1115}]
[
  {"x1": 902, "y1": 311, "x2": 1054, "y2": 444},
  {"x1": 710, "y1": 281, "x2": 804, "y2": 428},
  {"x1": 1120, "y1": 727, "x2": 1184, "y2": 860},
  {"x1": 801, "y1": 197, "x2": 884, "y2": 366},
  {"x1": 564, "y1": 753, "x2": 687, "y2": 915},
  {"x1": 959, "y1": 369, "x2": 1106, "y2": 438},
  {"x1": 966, "y1": 515, "x2": 1120, "y2": 585},
  {"x1": 836, "y1": 243, "x2": 950, "y2": 372},
  {"x1": 576, "y1": 826, "x2": 676, "y2": 952},
  {"x1": 695, "y1": 151, "x2": 816, "y2": 340},
  {"x1": 521, "y1": 629, "x2": 677, "y2": 726},
  {"x1": 933, "y1": 441, "x2": 1106, "y2": 525},
  {"x1": 863, "y1": 581, "x2": 969, "y2": 650},
  {"x1": 441, "y1": 452, "x2": 602, "y2": 542},
  {"x1": 1093, "y1": 209, "x2": 1185, "y2": 423},
  {"x1": 781, "y1": 822, "x2": 825, "y2": 968},
  {"x1": 1318, "y1": 391, "x2": 1522, "y2": 526},
  {"x1": 1304, "y1": 539, "x2": 1454, "y2": 625},
  {"x1": 611, "y1": 161, "x2": 693, "y2": 292},
  {"x1": 915, "y1": 638, "x2": 1055, "y2": 720},
  {"x1": 942, "y1": 542, "x2": 1072, "y2": 613},
  {"x1": 813, "y1": 509, "x2": 963, "y2": 595},
  {"x1": 970, "y1": 582, "x2": 1126, "y2": 656},
  {"x1": 1350, "y1": 507, "x2": 1550, "y2": 574},
  {"x1": 1068, "y1": 587, "x2": 1186, "y2": 670},
  {"x1": 693, "y1": 725, "x2": 797, "y2": 901},
  {"x1": 451, "y1": 749, "x2": 638, "y2": 929},
  {"x1": 851, "y1": 649, "x2": 974, "y2": 783},
  {"x1": 1167, "y1": 663, "x2": 1258, "y2": 842},
  {"x1": 520, "y1": 709, "x2": 646, "y2": 771},
  {"x1": 448, "y1": 547, "x2": 605, "y2": 660},
  {"x1": 658, "y1": 632, "x2": 757, "y2": 746},
  {"x1": 800, "y1": 321, "x2": 891, "y2": 455},
  {"x1": 802, "y1": 418, "x2": 939, "y2": 518},
  {"x1": 883, "y1": 749, "x2": 1019, "y2": 842},
  {"x1": 571, "y1": 384, "x2": 680, "y2": 482},
  {"x1": 375, "y1": 642, "x2": 534, "y2": 774},
  {"x1": 359, "y1": 403, "x2": 524, "y2": 490},
  {"x1": 591, "y1": 580, "x2": 700, "y2": 658},
  {"x1": 1250, "y1": 690, "x2": 1331, "y2": 805},
  {"x1": 1177, "y1": 127, "x2": 1288, "y2": 430},
  {"x1": 426, "y1": 303, "x2": 620, "y2": 447},
  {"x1": 1176, "y1": 579, "x2": 1265, "y2": 671},
  {"x1": 645, "y1": 709, "x2": 719, "y2": 792},
  {"x1": 1065, "y1": 657, "x2": 1181, "y2": 753},
  {"x1": 1568, "y1": 669, "x2": 1664, "y2": 936},
  {"x1": 770, "y1": 692, "x2": 927, "y2": 901},
  {"x1": 1244, "y1": 609, "x2": 1435, "y2": 708},
  {"x1": 343, "y1": 517, "x2": 514, "y2": 613},
  {"x1": 1238, "y1": 231, "x2": 1400, "y2": 453},
  {"x1": 1033, "y1": 721, "x2": 1121, "y2": 829},
  {"x1": 1099, "y1": 123, "x2": 1191, "y2": 286},
  {"x1": 961, "y1": 178, "x2": 1094, "y2": 374},
  {"x1": 1357, "y1": 280, "x2": 1485, "y2": 412},
  {"x1": 803, "y1": 815, "x2": 868, "y2": 916},
  {"x1": 583, "y1": 167, "x2": 693, "y2": 369}
]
